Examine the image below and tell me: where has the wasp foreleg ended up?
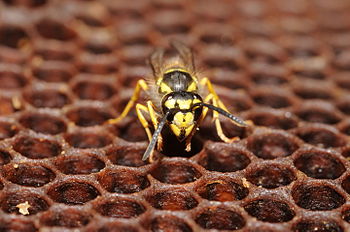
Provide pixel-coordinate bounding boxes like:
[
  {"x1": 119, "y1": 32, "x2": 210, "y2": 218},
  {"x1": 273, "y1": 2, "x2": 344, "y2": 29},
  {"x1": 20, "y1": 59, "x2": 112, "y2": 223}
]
[{"x1": 108, "y1": 79, "x2": 149, "y2": 124}]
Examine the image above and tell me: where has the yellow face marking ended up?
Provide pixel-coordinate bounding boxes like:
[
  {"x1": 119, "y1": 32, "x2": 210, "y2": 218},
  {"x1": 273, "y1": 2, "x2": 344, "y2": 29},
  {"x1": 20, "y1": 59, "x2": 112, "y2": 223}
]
[
  {"x1": 170, "y1": 124, "x2": 194, "y2": 141},
  {"x1": 170, "y1": 112, "x2": 196, "y2": 141},
  {"x1": 173, "y1": 112, "x2": 194, "y2": 128}
]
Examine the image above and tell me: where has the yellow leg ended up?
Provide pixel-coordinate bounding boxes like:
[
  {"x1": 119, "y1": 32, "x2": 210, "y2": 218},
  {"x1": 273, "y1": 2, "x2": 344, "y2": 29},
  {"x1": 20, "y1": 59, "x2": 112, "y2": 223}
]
[
  {"x1": 108, "y1": 79, "x2": 149, "y2": 124},
  {"x1": 146, "y1": 101, "x2": 163, "y2": 153},
  {"x1": 135, "y1": 103, "x2": 153, "y2": 142},
  {"x1": 200, "y1": 79, "x2": 241, "y2": 143}
]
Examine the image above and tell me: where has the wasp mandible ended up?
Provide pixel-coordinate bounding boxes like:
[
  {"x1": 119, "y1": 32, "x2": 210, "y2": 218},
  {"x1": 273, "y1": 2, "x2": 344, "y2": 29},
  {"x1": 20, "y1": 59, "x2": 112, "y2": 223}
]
[{"x1": 109, "y1": 41, "x2": 248, "y2": 162}]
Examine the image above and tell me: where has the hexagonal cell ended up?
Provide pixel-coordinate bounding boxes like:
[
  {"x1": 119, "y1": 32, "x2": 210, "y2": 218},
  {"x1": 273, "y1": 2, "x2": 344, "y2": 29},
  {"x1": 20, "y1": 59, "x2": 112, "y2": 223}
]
[
  {"x1": 249, "y1": 63, "x2": 289, "y2": 85},
  {"x1": 47, "y1": 182, "x2": 100, "y2": 205},
  {"x1": 66, "y1": 107, "x2": 112, "y2": 127},
  {"x1": 2, "y1": 163, "x2": 55, "y2": 187},
  {"x1": 0, "y1": 121, "x2": 18, "y2": 139},
  {"x1": 151, "y1": 160, "x2": 202, "y2": 184},
  {"x1": 64, "y1": 131, "x2": 112, "y2": 149},
  {"x1": 152, "y1": 10, "x2": 191, "y2": 34},
  {"x1": 146, "y1": 189, "x2": 198, "y2": 211},
  {"x1": 247, "y1": 130, "x2": 300, "y2": 159},
  {"x1": 293, "y1": 219, "x2": 343, "y2": 232},
  {"x1": 94, "y1": 197, "x2": 145, "y2": 218},
  {"x1": 13, "y1": 136, "x2": 62, "y2": 159},
  {"x1": 73, "y1": 80, "x2": 116, "y2": 100},
  {"x1": 210, "y1": 69, "x2": 250, "y2": 90},
  {"x1": 112, "y1": 116, "x2": 149, "y2": 142},
  {"x1": 77, "y1": 52, "x2": 118, "y2": 74},
  {"x1": 19, "y1": 113, "x2": 67, "y2": 135},
  {"x1": 84, "y1": 42, "x2": 114, "y2": 55},
  {"x1": 201, "y1": 45, "x2": 246, "y2": 71},
  {"x1": 98, "y1": 169, "x2": 150, "y2": 194},
  {"x1": 295, "y1": 101, "x2": 342, "y2": 124},
  {"x1": 106, "y1": 144, "x2": 148, "y2": 167},
  {"x1": 294, "y1": 150, "x2": 345, "y2": 179},
  {"x1": 0, "y1": 219, "x2": 37, "y2": 232},
  {"x1": 251, "y1": 89, "x2": 294, "y2": 109},
  {"x1": 1, "y1": 192, "x2": 49, "y2": 215},
  {"x1": 195, "y1": 178, "x2": 248, "y2": 201},
  {"x1": 0, "y1": 25, "x2": 29, "y2": 49},
  {"x1": 195, "y1": 206, "x2": 245, "y2": 230},
  {"x1": 244, "y1": 199, "x2": 295, "y2": 223},
  {"x1": 0, "y1": 149, "x2": 12, "y2": 165},
  {"x1": 0, "y1": 69, "x2": 27, "y2": 89},
  {"x1": 293, "y1": 125, "x2": 346, "y2": 148},
  {"x1": 292, "y1": 80, "x2": 334, "y2": 100},
  {"x1": 40, "y1": 208, "x2": 91, "y2": 228},
  {"x1": 213, "y1": 86, "x2": 253, "y2": 112},
  {"x1": 32, "y1": 61, "x2": 76, "y2": 82},
  {"x1": 244, "y1": 109, "x2": 299, "y2": 130},
  {"x1": 55, "y1": 154, "x2": 105, "y2": 175},
  {"x1": 119, "y1": 45, "x2": 152, "y2": 66},
  {"x1": 199, "y1": 142, "x2": 251, "y2": 172},
  {"x1": 24, "y1": 89, "x2": 70, "y2": 108},
  {"x1": 144, "y1": 215, "x2": 193, "y2": 232},
  {"x1": 35, "y1": 19, "x2": 76, "y2": 41},
  {"x1": 246, "y1": 164, "x2": 296, "y2": 189},
  {"x1": 292, "y1": 184, "x2": 345, "y2": 210}
]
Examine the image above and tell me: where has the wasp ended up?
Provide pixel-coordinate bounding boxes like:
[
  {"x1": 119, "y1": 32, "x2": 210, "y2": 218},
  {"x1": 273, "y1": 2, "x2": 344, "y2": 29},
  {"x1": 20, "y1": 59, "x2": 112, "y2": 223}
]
[{"x1": 109, "y1": 41, "x2": 248, "y2": 162}]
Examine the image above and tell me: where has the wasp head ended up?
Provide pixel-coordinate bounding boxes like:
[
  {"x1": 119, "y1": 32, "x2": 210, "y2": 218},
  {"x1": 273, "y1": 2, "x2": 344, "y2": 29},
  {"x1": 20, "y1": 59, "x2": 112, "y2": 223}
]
[{"x1": 162, "y1": 92, "x2": 203, "y2": 141}]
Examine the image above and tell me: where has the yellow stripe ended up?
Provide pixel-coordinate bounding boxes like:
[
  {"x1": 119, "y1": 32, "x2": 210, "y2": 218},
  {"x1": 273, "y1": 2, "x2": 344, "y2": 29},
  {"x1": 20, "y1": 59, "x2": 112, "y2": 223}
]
[{"x1": 164, "y1": 68, "x2": 189, "y2": 74}]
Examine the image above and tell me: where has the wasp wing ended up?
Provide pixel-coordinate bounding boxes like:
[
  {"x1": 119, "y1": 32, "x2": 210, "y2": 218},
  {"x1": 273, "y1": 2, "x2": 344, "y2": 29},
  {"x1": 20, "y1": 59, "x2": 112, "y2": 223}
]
[
  {"x1": 149, "y1": 48, "x2": 165, "y2": 79},
  {"x1": 171, "y1": 40, "x2": 195, "y2": 72}
]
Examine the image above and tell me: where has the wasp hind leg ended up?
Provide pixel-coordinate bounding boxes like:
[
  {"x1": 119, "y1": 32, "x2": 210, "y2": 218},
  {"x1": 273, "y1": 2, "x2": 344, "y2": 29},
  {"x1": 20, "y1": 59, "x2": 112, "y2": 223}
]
[
  {"x1": 108, "y1": 79, "x2": 149, "y2": 124},
  {"x1": 201, "y1": 78, "x2": 248, "y2": 143}
]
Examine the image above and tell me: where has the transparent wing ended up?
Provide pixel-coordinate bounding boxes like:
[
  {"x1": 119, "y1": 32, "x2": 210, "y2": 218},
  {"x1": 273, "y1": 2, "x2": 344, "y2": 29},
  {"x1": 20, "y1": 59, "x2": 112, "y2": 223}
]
[
  {"x1": 149, "y1": 48, "x2": 164, "y2": 79},
  {"x1": 171, "y1": 40, "x2": 195, "y2": 72}
]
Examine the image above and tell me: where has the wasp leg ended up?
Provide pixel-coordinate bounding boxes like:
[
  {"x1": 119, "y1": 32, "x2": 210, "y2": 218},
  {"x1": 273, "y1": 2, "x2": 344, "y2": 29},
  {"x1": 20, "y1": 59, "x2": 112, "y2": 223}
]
[
  {"x1": 108, "y1": 79, "x2": 149, "y2": 124},
  {"x1": 137, "y1": 102, "x2": 161, "y2": 163},
  {"x1": 135, "y1": 103, "x2": 153, "y2": 142},
  {"x1": 146, "y1": 100, "x2": 163, "y2": 153},
  {"x1": 200, "y1": 78, "x2": 243, "y2": 143}
]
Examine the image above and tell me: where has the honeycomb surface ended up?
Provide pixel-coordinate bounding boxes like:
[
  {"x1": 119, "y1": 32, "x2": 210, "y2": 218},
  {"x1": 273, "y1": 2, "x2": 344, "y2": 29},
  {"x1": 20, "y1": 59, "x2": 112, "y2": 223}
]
[{"x1": 1, "y1": 0, "x2": 350, "y2": 231}]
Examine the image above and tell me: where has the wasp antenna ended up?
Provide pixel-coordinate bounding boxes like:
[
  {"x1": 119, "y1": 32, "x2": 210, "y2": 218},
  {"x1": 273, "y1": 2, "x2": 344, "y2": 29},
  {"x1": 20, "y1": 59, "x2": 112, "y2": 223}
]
[
  {"x1": 142, "y1": 111, "x2": 170, "y2": 161},
  {"x1": 201, "y1": 103, "x2": 247, "y2": 127}
]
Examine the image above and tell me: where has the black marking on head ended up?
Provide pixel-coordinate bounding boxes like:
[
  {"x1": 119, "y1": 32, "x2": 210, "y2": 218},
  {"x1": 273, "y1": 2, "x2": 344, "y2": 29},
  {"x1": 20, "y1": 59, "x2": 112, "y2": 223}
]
[{"x1": 162, "y1": 70, "x2": 193, "y2": 92}]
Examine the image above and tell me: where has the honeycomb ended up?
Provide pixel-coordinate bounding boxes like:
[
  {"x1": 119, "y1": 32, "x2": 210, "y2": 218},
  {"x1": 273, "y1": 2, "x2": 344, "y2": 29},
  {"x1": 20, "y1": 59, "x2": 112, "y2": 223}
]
[{"x1": 0, "y1": 0, "x2": 350, "y2": 231}]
